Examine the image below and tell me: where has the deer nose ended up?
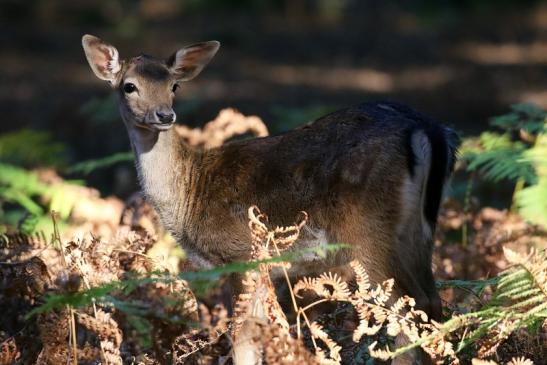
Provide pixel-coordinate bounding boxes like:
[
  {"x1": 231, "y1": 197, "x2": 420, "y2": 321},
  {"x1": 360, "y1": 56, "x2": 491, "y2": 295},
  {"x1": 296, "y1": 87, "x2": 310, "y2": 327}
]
[{"x1": 156, "y1": 111, "x2": 175, "y2": 123}]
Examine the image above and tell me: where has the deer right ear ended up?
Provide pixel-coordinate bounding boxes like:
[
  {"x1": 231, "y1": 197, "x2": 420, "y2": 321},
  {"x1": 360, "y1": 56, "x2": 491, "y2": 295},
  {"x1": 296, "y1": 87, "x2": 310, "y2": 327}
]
[
  {"x1": 82, "y1": 34, "x2": 122, "y2": 85},
  {"x1": 167, "y1": 41, "x2": 220, "y2": 81}
]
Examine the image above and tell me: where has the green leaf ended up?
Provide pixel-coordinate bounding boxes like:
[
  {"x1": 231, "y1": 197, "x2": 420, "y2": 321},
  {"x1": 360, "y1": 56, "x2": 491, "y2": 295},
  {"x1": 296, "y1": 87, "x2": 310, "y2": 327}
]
[
  {"x1": 27, "y1": 282, "x2": 120, "y2": 318},
  {"x1": 490, "y1": 103, "x2": 546, "y2": 134},
  {"x1": 516, "y1": 178, "x2": 547, "y2": 227},
  {"x1": 0, "y1": 163, "x2": 81, "y2": 232},
  {"x1": 68, "y1": 152, "x2": 134, "y2": 175}
]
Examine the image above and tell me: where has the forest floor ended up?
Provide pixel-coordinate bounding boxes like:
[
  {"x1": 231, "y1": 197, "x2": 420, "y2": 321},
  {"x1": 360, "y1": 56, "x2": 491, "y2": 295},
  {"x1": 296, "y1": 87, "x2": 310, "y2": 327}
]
[{"x1": 1, "y1": 110, "x2": 546, "y2": 364}]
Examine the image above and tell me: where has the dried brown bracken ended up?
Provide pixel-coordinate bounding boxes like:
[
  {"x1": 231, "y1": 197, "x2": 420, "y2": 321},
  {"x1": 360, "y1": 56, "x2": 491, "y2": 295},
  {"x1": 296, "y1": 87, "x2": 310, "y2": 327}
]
[
  {"x1": 36, "y1": 310, "x2": 71, "y2": 365},
  {"x1": 176, "y1": 108, "x2": 268, "y2": 149},
  {"x1": 472, "y1": 357, "x2": 535, "y2": 365},
  {"x1": 2, "y1": 203, "x2": 544, "y2": 364},
  {"x1": 2, "y1": 156, "x2": 545, "y2": 365},
  {"x1": 0, "y1": 336, "x2": 19, "y2": 365}
]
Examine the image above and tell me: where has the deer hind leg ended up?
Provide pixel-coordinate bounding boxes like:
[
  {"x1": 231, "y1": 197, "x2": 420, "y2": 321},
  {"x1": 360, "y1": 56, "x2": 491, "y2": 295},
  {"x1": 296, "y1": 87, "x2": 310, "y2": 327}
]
[{"x1": 395, "y1": 130, "x2": 442, "y2": 320}]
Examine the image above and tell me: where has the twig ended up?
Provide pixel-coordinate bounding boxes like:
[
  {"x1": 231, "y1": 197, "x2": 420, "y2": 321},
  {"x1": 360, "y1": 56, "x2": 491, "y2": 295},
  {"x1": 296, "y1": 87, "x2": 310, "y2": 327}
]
[{"x1": 51, "y1": 211, "x2": 77, "y2": 365}]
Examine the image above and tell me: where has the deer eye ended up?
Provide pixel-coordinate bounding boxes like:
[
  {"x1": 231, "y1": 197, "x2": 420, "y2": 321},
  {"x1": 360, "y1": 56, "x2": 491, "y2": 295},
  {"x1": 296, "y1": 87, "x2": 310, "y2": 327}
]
[
  {"x1": 123, "y1": 83, "x2": 137, "y2": 93},
  {"x1": 172, "y1": 84, "x2": 179, "y2": 93}
]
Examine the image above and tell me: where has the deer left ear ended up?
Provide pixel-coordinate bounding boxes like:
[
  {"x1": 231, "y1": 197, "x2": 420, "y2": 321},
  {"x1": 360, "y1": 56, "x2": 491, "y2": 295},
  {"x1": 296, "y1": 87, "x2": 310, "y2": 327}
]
[
  {"x1": 82, "y1": 34, "x2": 122, "y2": 86},
  {"x1": 167, "y1": 41, "x2": 220, "y2": 81}
]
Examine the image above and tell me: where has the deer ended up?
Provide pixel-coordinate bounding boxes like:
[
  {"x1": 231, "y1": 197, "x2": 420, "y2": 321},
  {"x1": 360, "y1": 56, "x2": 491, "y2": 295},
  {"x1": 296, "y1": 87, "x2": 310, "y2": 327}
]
[{"x1": 82, "y1": 34, "x2": 458, "y2": 328}]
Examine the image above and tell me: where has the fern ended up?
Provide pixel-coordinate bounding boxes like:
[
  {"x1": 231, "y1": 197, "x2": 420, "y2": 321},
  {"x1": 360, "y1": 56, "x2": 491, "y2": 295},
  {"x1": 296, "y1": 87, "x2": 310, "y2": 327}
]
[
  {"x1": 0, "y1": 163, "x2": 81, "y2": 233},
  {"x1": 29, "y1": 243, "x2": 347, "y2": 316},
  {"x1": 462, "y1": 103, "x2": 547, "y2": 228},
  {"x1": 515, "y1": 132, "x2": 547, "y2": 227},
  {"x1": 393, "y1": 248, "x2": 547, "y2": 361},
  {"x1": 68, "y1": 151, "x2": 133, "y2": 174},
  {"x1": 463, "y1": 128, "x2": 537, "y2": 185},
  {"x1": 490, "y1": 103, "x2": 546, "y2": 134},
  {"x1": 457, "y1": 248, "x2": 547, "y2": 356}
]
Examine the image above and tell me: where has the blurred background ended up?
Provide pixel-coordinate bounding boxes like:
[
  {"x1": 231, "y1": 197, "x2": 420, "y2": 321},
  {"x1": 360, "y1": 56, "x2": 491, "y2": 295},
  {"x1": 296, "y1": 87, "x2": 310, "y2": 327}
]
[{"x1": 1, "y1": 0, "x2": 547, "y2": 197}]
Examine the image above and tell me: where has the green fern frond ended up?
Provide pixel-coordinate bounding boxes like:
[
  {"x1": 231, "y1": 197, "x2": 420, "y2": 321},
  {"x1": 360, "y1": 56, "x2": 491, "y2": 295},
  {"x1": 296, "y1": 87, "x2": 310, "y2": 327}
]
[
  {"x1": 463, "y1": 132, "x2": 536, "y2": 183},
  {"x1": 396, "y1": 248, "x2": 547, "y2": 359},
  {"x1": 466, "y1": 148, "x2": 536, "y2": 183},
  {"x1": 490, "y1": 103, "x2": 546, "y2": 134},
  {"x1": 516, "y1": 132, "x2": 547, "y2": 227},
  {"x1": 0, "y1": 163, "x2": 81, "y2": 232},
  {"x1": 485, "y1": 248, "x2": 547, "y2": 322},
  {"x1": 474, "y1": 251, "x2": 544, "y2": 352},
  {"x1": 463, "y1": 103, "x2": 547, "y2": 228},
  {"x1": 478, "y1": 131, "x2": 515, "y2": 150},
  {"x1": 68, "y1": 151, "x2": 133, "y2": 174},
  {"x1": 516, "y1": 179, "x2": 547, "y2": 227}
]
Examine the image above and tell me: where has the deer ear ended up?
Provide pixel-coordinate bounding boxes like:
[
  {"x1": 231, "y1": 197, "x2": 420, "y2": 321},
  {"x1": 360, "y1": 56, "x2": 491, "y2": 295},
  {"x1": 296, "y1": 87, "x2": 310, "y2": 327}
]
[
  {"x1": 82, "y1": 34, "x2": 122, "y2": 85},
  {"x1": 167, "y1": 41, "x2": 220, "y2": 81}
]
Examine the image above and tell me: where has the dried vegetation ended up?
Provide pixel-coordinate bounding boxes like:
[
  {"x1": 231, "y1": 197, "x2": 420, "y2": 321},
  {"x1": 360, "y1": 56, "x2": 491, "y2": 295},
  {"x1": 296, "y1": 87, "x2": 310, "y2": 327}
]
[{"x1": 1, "y1": 109, "x2": 546, "y2": 364}]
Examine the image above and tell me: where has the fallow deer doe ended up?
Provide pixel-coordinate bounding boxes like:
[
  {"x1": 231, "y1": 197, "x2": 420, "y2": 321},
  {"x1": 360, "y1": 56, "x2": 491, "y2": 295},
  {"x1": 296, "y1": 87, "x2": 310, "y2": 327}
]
[{"x1": 82, "y1": 35, "x2": 458, "y2": 321}]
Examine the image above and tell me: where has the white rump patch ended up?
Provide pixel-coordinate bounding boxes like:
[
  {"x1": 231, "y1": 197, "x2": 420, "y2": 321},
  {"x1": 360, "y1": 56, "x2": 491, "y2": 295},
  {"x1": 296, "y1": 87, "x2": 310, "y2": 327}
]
[{"x1": 397, "y1": 131, "x2": 433, "y2": 240}]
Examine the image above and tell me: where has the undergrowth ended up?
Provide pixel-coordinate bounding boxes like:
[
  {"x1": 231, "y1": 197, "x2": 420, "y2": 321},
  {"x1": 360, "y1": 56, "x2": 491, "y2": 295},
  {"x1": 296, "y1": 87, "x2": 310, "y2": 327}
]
[
  {"x1": 0, "y1": 106, "x2": 545, "y2": 364},
  {"x1": 461, "y1": 103, "x2": 547, "y2": 228},
  {"x1": 1, "y1": 206, "x2": 543, "y2": 364}
]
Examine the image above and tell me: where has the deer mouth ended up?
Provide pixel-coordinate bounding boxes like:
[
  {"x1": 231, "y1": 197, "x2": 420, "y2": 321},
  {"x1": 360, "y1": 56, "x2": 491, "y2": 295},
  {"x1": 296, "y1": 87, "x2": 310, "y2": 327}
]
[
  {"x1": 148, "y1": 121, "x2": 175, "y2": 131},
  {"x1": 134, "y1": 119, "x2": 175, "y2": 131}
]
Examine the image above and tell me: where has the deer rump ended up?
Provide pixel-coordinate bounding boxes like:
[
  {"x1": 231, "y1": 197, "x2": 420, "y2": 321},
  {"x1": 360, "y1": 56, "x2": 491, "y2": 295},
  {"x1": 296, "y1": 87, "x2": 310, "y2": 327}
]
[{"x1": 178, "y1": 101, "x2": 458, "y2": 319}]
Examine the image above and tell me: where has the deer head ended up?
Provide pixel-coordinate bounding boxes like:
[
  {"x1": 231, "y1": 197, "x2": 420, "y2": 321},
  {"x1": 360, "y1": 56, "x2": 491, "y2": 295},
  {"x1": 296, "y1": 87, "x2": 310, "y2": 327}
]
[{"x1": 82, "y1": 34, "x2": 219, "y2": 131}]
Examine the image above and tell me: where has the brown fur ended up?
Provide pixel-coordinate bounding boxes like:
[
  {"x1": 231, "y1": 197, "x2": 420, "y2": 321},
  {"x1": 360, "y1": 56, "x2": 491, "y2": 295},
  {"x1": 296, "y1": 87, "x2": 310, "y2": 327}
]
[{"x1": 82, "y1": 35, "x2": 458, "y2": 322}]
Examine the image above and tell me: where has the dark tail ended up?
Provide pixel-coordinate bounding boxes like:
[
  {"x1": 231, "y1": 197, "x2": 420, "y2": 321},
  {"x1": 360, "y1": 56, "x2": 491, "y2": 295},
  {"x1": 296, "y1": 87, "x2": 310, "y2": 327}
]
[
  {"x1": 358, "y1": 101, "x2": 460, "y2": 231},
  {"x1": 423, "y1": 126, "x2": 459, "y2": 231}
]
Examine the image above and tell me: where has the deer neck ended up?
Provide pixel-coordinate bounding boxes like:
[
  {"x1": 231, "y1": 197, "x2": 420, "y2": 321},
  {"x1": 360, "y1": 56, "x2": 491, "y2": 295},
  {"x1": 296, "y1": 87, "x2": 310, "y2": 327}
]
[{"x1": 125, "y1": 123, "x2": 194, "y2": 231}]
